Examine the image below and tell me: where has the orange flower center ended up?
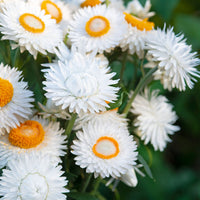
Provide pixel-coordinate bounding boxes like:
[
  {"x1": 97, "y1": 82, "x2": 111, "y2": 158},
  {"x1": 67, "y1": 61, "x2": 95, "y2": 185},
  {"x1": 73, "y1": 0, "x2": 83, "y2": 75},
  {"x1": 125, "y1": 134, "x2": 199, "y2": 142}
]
[
  {"x1": 9, "y1": 120, "x2": 45, "y2": 149},
  {"x1": 92, "y1": 136, "x2": 119, "y2": 159},
  {"x1": 0, "y1": 78, "x2": 14, "y2": 107},
  {"x1": 41, "y1": 0, "x2": 62, "y2": 23},
  {"x1": 19, "y1": 13, "x2": 45, "y2": 33},
  {"x1": 124, "y1": 12, "x2": 154, "y2": 31},
  {"x1": 85, "y1": 16, "x2": 110, "y2": 37},
  {"x1": 81, "y1": 0, "x2": 101, "y2": 8}
]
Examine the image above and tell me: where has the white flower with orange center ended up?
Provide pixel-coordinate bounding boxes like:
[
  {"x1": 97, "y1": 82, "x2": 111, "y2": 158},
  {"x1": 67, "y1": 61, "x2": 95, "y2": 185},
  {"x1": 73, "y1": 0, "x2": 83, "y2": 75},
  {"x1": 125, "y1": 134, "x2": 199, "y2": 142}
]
[
  {"x1": 28, "y1": 0, "x2": 72, "y2": 35},
  {"x1": 68, "y1": 4, "x2": 128, "y2": 54},
  {"x1": 71, "y1": 120, "x2": 138, "y2": 178},
  {"x1": 145, "y1": 27, "x2": 200, "y2": 91},
  {"x1": 0, "y1": 0, "x2": 63, "y2": 59},
  {"x1": 43, "y1": 50, "x2": 119, "y2": 114},
  {"x1": 131, "y1": 89, "x2": 180, "y2": 151},
  {"x1": 0, "y1": 116, "x2": 66, "y2": 168},
  {"x1": 0, "y1": 63, "x2": 33, "y2": 135},
  {"x1": 0, "y1": 153, "x2": 68, "y2": 200},
  {"x1": 120, "y1": 12, "x2": 154, "y2": 58}
]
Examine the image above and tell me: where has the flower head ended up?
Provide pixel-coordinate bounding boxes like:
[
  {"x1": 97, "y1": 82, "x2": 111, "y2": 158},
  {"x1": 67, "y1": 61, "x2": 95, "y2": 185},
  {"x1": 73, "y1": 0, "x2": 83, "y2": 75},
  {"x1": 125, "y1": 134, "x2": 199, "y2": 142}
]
[
  {"x1": 0, "y1": 153, "x2": 68, "y2": 200},
  {"x1": 71, "y1": 120, "x2": 138, "y2": 178},
  {"x1": 145, "y1": 27, "x2": 200, "y2": 91},
  {"x1": 0, "y1": 0, "x2": 63, "y2": 59},
  {"x1": 0, "y1": 116, "x2": 66, "y2": 168},
  {"x1": 131, "y1": 89, "x2": 180, "y2": 151},
  {"x1": 43, "y1": 50, "x2": 119, "y2": 114},
  {"x1": 0, "y1": 63, "x2": 33, "y2": 135},
  {"x1": 68, "y1": 4, "x2": 128, "y2": 54}
]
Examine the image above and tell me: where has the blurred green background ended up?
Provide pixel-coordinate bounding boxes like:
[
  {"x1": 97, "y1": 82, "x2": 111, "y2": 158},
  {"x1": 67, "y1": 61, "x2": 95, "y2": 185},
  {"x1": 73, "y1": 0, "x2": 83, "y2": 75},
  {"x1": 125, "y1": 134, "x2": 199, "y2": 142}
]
[{"x1": 117, "y1": 0, "x2": 200, "y2": 199}]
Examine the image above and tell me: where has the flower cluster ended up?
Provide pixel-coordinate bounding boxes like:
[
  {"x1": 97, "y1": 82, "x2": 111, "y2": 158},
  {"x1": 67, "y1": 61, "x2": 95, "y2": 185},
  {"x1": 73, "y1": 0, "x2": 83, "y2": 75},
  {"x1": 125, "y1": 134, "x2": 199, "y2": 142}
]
[{"x1": 0, "y1": 0, "x2": 199, "y2": 198}]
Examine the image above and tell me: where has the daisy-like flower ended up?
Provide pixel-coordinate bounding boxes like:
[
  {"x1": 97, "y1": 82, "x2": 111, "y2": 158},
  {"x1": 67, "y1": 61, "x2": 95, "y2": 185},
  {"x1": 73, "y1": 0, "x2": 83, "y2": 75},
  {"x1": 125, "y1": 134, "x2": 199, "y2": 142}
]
[
  {"x1": 28, "y1": 0, "x2": 72, "y2": 35},
  {"x1": 0, "y1": 63, "x2": 33, "y2": 135},
  {"x1": 0, "y1": 116, "x2": 66, "y2": 168},
  {"x1": 0, "y1": 0, "x2": 63, "y2": 59},
  {"x1": 74, "y1": 107, "x2": 127, "y2": 130},
  {"x1": 71, "y1": 120, "x2": 138, "y2": 178},
  {"x1": 0, "y1": 153, "x2": 68, "y2": 199},
  {"x1": 126, "y1": 0, "x2": 155, "y2": 19},
  {"x1": 131, "y1": 89, "x2": 180, "y2": 151},
  {"x1": 43, "y1": 50, "x2": 119, "y2": 114},
  {"x1": 68, "y1": 4, "x2": 128, "y2": 54},
  {"x1": 120, "y1": 12, "x2": 154, "y2": 58},
  {"x1": 145, "y1": 27, "x2": 200, "y2": 91}
]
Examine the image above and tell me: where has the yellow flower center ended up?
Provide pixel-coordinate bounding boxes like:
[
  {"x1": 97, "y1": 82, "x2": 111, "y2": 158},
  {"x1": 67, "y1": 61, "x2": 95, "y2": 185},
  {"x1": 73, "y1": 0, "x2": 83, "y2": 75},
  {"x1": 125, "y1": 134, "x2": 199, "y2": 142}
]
[
  {"x1": 124, "y1": 12, "x2": 154, "y2": 31},
  {"x1": 19, "y1": 13, "x2": 45, "y2": 33},
  {"x1": 81, "y1": 0, "x2": 101, "y2": 8},
  {"x1": 9, "y1": 120, "x2": 45, "y2": 149},
  {"x1": 92, "y1": 136, "x2": 119, "y2": 159},
  {"x1": 0, "y1": 78, "x2": 14, "y2": 107},
  {"x1": 85, "y1": 16, "x2": 110, "y2": 37},
  {"x1": 41, "y1": 0, "x2": 62, "y2": 23}
]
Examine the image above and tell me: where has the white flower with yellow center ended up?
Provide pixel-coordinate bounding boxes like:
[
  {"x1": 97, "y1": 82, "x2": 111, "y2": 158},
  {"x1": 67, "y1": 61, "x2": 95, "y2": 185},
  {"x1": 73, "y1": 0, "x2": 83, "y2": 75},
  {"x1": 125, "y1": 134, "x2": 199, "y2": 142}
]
[
  {"x1": 74, "y1": 107, "x2": 127, "y2": 130},
  {"x1": 126, "y1": 0, "x2": 155, "y2": 19},
  {"x1": 0, "y1": 153, "x2": 68, "y2": 200},
  {"x1": 28, "y1": 0, "x2": 72, "y2": 35},
  {"x1": 71, "y1": 120, "x2": 138, "y2": 178},
  {"x1": 145, "y1": 27, "x2": 200, "y2": 91},
  {"x1": 0, "y1": 63, "x2": 33, "y2": 135},
  {"x1": 131, "y1": 90, "x2": 180, "y2": 151},
  {"x1": 43, "y1": 51, "x2": 119, "y2": 114},
  {"x1": 68, "y1": 4, "x2": 128, "y2": 54},
  {"x1": 0, "y1": 0, "x2": 63, "y2": 59},
  {"x1": 0, "y1": 116, "x2": 66, "y2": 168},
  {"x1": 120, "y1": 12, "x2": 154, "y2": 58}
]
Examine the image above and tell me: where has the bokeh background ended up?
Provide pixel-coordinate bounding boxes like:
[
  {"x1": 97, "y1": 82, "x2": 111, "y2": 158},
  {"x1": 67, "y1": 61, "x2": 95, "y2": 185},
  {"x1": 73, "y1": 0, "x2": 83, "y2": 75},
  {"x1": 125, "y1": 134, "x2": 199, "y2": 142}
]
[{"x1": 117, "y1": 0, "x2": 200, "y2": 199}]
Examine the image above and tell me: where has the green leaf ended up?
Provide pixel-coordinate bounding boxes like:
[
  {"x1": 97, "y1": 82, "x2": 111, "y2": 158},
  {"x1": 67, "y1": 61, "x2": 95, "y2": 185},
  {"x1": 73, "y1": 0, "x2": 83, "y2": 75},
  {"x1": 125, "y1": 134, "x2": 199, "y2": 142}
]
[
  {"x1": 68, "y1": 192, "x2": 98, "y2": 200},
  {"x1": 138, "y1": 155, "x2": 154, "y2": 179}
]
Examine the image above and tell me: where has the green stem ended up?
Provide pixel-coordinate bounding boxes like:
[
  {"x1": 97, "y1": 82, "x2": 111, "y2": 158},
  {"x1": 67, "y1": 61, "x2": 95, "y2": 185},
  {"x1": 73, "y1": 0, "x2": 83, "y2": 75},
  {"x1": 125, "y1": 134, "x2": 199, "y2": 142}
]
[
  {"x1": 119, "y1": 53, "x2": 127, "y2": 84},
  {"x1": 64, "y1": 113, "x2": 77, "y2": 137},
  {"x1": 81, "y1": 174, "x2": 93, "y2": 193},
  {"x1": 123, "y1": 66, "x2": 158, "y2": 117},
  {"x1": 92, "y1": 177, "x2": 101, "y2": 194},
  {"x1": 105, "y1": 0, "x2": 110, "y2": 7},
  {"x1": 140, "y1": 57, "x2": 145, "y2": 77}
]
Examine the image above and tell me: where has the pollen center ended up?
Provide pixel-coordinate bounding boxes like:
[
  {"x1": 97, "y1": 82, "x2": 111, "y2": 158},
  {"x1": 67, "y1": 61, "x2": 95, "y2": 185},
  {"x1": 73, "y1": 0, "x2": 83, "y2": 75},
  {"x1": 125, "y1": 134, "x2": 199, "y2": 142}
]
[
  {"x1": 81, "y1": 0, "x2": 101, "y2": 8},
  {"x1": 85, "y1": 16, "x2": 110, "y2": 37},
  {"x1": 93, "y1": 136, "x2": 119, "y2": 159},
  {"x1": 0, "y1": 78, "x2": 14, "y2": 107},
  {"x1": 19, "y1": 13, "x2": 45, "y2": 33},
  {"x1": 9, "y1": 120, "x2": 45, "y2": 149},
  {"x1": 124, "y1": 12, "x2": 154, "y2": 31},
  {"x1": 41, "y1": 0, "x2": 62, "y2": 23}
]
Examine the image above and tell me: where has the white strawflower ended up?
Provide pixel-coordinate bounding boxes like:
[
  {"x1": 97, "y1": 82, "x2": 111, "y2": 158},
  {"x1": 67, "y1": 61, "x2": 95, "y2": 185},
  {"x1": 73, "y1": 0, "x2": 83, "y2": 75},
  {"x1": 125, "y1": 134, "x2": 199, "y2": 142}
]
[
  {"x1": 43, "y1": 50, "x2": 119, "y2": 114},
  {"x1": 71, "y1": 120, "x2": 138, "y2": 178},
  {"x1": 0, "y1": 153, "x2": 68, "y2": 200},
  {"x1": 0, "y1": 0, "x2": 63, "y2": 59},
  {"x1": 0, "y1": 63, "x2": 33, "y2": 135},
  {"x1": 0, "y1": 116, "x2": 66, "y2": 168},
  {"x1": 120, "y1": 12, "x2": 154, "y2": 58},
  {"x1": 28, "y1": 0, "x2": 72, "y2": 35},
  {"x1": 74, "y1": 108, "x2": 127, "y2": 130},
  {"x1": 126, "y1": 0, "x2": 155, "y2": 19},
  {"x1": 131, "y1": 89, "x2": 180, "y2": 151},
  {"x1": 68, "y1": 4, "x2": 128, "y2": 54},
  {"x1": 145, "y1": 27, "x2": 200, "y2": 91}
]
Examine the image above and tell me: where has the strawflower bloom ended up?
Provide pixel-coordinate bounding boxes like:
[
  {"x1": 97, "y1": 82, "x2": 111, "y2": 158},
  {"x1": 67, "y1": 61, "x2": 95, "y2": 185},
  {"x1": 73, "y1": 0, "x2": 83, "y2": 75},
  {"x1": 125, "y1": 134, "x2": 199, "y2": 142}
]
[
  {"x1": 71, "y1": 120, "x2": 138, "y2": 178},
  {"x1": 145, "y1": 27, "x2": 200, "y2": 91},
  {"x1": 131, "y1": 89, "x2": 180, "y2": 151},
  {"x1": 0, "y1": 63, "x2": 33, "y2": 135},
  {"x1": 0, "y1": 153, "x2": 68, "y2": 200}
]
